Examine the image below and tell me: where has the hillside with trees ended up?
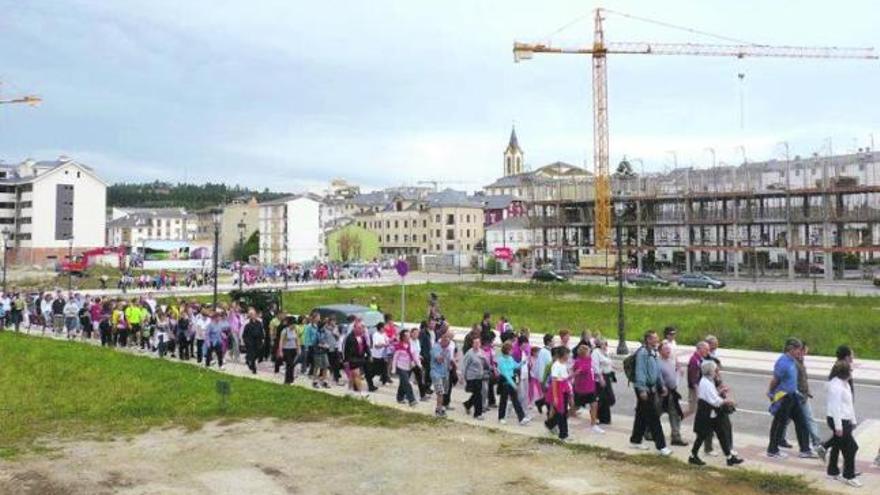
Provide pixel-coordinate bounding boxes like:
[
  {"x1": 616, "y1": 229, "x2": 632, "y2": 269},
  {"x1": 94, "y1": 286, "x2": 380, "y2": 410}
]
[{"x1": 107, "y1": 181, "x2": 289, "y2": 210}]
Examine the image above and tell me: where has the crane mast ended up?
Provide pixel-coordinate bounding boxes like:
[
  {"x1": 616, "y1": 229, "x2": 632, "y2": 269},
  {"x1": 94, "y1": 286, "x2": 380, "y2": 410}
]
[{"x1": 592, "y1": 9, "x2": 611, "y2": 250}]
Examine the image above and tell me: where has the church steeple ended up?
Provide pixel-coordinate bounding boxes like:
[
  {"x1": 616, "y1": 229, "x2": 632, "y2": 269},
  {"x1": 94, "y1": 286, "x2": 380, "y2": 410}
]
[{"x1": 503, "y1": 126, "x2": 524, "y2": 177}]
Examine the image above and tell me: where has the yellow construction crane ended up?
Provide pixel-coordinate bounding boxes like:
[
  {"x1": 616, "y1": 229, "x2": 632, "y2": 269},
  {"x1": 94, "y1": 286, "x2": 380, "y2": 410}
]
[
  {"x1": 513, "y1": 8, "x2": 877, "y2": 251},
  {"x1": 0, "y1": 95, "x2": 41, "y2": 106}
]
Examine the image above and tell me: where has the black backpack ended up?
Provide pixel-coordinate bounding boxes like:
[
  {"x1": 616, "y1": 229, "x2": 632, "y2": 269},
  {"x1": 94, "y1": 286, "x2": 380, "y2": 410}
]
[{"x1": 622, "y1": 346, "x2": 644, "y2": 385}]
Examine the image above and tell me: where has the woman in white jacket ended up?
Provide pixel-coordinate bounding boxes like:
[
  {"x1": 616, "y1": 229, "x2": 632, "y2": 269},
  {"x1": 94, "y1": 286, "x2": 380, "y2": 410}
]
[{"x1": 825, "y1": 361, "x2": 861, "y2": 488}]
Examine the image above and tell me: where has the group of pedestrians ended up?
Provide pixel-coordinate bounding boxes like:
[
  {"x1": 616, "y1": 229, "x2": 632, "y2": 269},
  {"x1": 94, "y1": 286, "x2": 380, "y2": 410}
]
[{"x1": 3, "y1": 288, "x2": 877, "y2": 488}]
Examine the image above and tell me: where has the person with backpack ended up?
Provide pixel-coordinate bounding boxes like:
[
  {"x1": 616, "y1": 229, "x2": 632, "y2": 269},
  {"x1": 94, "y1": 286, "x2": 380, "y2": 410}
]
[{"x1": 627, "y1": 329, "x2": 672, "y2": 456}]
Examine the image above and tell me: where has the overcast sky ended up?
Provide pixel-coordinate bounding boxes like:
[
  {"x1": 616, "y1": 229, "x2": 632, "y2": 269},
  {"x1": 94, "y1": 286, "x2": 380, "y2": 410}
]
[{"x1": 1, "y1": 1, "x2": 878, "y2": 193}]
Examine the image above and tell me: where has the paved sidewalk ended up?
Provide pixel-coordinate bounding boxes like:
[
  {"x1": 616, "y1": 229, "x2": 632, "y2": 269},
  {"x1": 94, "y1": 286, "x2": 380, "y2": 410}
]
[{"x1": 14, "y1": 329, "x2": 879, "y2": 494}]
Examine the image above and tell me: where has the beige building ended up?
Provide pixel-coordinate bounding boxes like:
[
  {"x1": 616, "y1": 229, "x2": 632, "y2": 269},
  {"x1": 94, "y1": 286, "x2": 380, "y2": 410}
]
[
  {"x1": 194, "y1": 197, "x2": 259, "y2": 261},
  {"x1": 107, "y1": 207, "x2": 195, "y2": 247},
  {"x1": 351, "y1": 189, "x2": 484, "y2": 257}
]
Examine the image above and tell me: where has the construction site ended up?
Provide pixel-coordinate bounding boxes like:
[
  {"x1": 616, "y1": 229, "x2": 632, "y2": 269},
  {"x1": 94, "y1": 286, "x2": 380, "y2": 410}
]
[
  {"x1": 519, "y1": 149, "x2": 880, "y2": 280},
  {"x1": 505, "y1": 8, "x2": 878, "y2": 280}
]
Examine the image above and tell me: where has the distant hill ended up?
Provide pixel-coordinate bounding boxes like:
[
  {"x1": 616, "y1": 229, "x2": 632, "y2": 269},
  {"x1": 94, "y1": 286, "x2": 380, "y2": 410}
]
[{"x1": 107, "y1": 181, "x2": 290, "y2": 210}]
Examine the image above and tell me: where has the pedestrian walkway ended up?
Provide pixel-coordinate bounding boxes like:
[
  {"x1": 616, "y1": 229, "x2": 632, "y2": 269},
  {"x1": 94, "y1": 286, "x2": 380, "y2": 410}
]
[
  {"x1": 433, "y1": 324, "x2": 880, "y2": 386},
  {"x1": 19, "y1": 330, "x2": 879, "y2": 493}
]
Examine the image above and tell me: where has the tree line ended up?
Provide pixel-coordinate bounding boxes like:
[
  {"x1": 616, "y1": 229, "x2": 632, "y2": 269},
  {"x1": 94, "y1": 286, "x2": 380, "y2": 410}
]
[{"x1": 107, "y1": 181, "x2": 289, "y2": 210}]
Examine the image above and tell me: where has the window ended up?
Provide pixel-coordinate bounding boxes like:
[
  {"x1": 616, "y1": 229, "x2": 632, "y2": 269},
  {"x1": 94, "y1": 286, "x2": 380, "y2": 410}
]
[
  {"x1": 435, "y1": 229, "x2": 440, "y2": 237},
  {"x1": 466, "y1": 214, "x2": 470, "y2": 223},
  {"x1": 466, "y1": 229, "x2": 470, "y2": 238},
  {"x1": 422, "y1": 234, "x2": 427, "y2": 242},
  {"x1": 386, "y1": 220, "x2": 390, "y2": 228},
  {"x1": 386, "y1": 235, "x2": 391, "y2": 242},
  {"x1": 446, "y1": 229, "x2": 455, "y2": 240},
  {"x1": 394, "y1": 234, "x2": 399, "y2": 242},
  {"x1": 403, "y1": 234, "x2": 409, "y2": 242},
  {"x1": 446, "y1": 214, "x2": 455, "y2": 225},
  {"x1": 403, "y1": 220, "x2": 408, "y2": 228},
  {"x1": 15, "y1": 233, "x2": 31, "y2": 240},
  {"x1": 435, "y1": 214, "x2": 440, "y2": 223},
  {"x1": 422, "y1": 220, "x2": 427, "y2": 228},
  {"x1": 446, "y1": 244, "x2": 454, "y2": 251},
  {"x1": 394, "y1": 220, "x2": 399, "y2": 228},
  {"x1": 466, "y1": 244, "x2": 471, "y2": 251}
]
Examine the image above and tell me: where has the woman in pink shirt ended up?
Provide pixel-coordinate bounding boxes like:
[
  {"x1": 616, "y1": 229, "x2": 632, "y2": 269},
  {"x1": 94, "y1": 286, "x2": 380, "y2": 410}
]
[
  {"x1": 391, "y1": 329, "x2": 418, "y2": 407},
  {"x1": 573, "y1": 344, "x2": 604, "y2": 434}
]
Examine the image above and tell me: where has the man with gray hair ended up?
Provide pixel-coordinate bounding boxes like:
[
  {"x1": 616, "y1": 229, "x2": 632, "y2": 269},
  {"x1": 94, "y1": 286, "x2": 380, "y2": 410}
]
[
  {"x1": 766, "y1": 338, "x2": 811, "y2": 458},
  {"x1": 659, "y1": 341, "x2": 687, "y2": 446}
]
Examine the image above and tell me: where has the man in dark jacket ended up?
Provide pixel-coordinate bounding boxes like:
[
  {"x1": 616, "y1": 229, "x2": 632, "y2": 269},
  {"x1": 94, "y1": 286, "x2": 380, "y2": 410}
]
[
  {"x1": 242, "y1": 308, "x2": 264, "y2": 374},
  {"x1": 419, "y1": 320, "x2": 435, "y2": 393}
]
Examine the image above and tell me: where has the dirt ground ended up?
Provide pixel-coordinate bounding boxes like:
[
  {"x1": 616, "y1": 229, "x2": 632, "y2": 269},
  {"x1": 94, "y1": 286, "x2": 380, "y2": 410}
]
[{"x1": 0, "y1": 419, "x2": 706, "y2": 495}]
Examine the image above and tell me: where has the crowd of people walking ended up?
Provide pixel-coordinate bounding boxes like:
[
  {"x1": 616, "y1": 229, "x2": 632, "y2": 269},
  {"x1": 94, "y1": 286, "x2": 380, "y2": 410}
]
[{"x1": 0, "y1": 288, "x2": 876, "y2": 489}]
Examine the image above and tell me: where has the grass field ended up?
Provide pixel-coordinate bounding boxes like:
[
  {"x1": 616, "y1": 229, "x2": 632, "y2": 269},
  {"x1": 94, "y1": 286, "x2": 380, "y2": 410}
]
[
  {"x1": 260, "y1": 282, "x2": 880, "y2": 359},
  {"x1": 0, "y1": 332, "x2": 821, "y2": 494},
  {"x1": 0, "y1": 331, "x2": 428, "y2": 459}
]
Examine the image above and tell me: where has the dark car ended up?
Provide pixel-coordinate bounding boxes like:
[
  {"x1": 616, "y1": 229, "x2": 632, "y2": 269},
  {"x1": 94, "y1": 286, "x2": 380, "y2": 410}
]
[
  {"x1": 311, "y1": 304, "x2": 384, "y2": 328},
  {"x1": 531, "y1": 269, "x2": 568, "y2": 282},
  {"x1": 627, "y1": 272, "x2": 670, "y2": 287},
  {"x1": 794, "y1": 260, "x2": 824, "y2": 275},
  {"x1": 677, "y1": 273, "x2": 725, "y2": 289}
]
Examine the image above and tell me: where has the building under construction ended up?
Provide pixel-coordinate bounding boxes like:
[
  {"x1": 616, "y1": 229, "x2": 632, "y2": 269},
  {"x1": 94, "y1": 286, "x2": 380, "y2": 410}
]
[{"x1": 486, "y1": 134, "x2": 880, "y2": 280}]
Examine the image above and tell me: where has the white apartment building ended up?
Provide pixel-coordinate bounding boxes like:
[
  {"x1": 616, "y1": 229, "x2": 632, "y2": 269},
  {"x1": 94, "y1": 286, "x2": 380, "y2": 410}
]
[
  {"x1": 258, "y1": 194, "x2": 323, "y2": 265},
  {"x1": 0, "y1": 156, "x2": 107, "y2": 265},
  {"x1": 107, "y1": 207, "x2": 196, "y2": 247}
]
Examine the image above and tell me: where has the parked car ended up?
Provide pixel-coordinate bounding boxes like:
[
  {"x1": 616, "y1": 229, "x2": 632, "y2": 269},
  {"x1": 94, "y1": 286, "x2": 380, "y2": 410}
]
[
  {"x1": 531, "y1": 269, "x2": 568, "y2": 282},
  {"x1": 794, "y1": 260, "x2": 824, "y2": 275},
  {"x1": 873, "y1": 271, "x2": 880, "y2": 287},
  {"x1": 627, "y1": 272, "x2": 670, "y2": 287},
  {"x1": 311, "y1": 304, "x2": 385, "y2": 328},
  {"x1": 677, "y1": 273, "x2": 725, "y2": 289}
]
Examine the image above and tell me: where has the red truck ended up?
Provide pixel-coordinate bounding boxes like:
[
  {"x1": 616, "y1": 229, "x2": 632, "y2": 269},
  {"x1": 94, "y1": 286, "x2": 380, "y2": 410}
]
[{"x1": 59, "y1": 246, "x2": 126, "y2": 275}]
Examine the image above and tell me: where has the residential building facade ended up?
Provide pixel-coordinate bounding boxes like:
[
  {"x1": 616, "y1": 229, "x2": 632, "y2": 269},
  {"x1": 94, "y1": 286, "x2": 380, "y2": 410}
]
[
  {"x1": 1, "y1": 157, "x2": 106, "y2": 266},
  {"x1": 194, "y1": 197, "x2": 259, "y2": 261},
  {"x1": 107, "y1": 207, "x2": 195, "y2": 248},
  {"x1": 258, "y1": 194, "x2": 323, "y2": 265}
]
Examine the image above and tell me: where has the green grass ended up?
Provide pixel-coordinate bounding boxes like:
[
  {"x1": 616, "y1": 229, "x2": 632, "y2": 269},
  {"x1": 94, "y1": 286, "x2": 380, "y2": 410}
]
[
  {"x1": 0, "y1": 332, "x2": 430, "y2": 458},
  {"x1": 214, "y1": 282, "x2": 878, "y2": 359}
]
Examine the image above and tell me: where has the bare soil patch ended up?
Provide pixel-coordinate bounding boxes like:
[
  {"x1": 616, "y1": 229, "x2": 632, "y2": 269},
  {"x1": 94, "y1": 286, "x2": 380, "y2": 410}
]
[
  {"x1": 0, "y1": 417, "x2": 821, "y2": 495},
  {"x1": 0, "y1": 419, "x2": 700, "y2": 495}
]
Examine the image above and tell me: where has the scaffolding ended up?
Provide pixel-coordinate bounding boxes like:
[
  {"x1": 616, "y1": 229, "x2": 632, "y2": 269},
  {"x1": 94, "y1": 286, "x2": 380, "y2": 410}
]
[{"x1": 524, "y1": 149, "x2": 880, "y2": 280}]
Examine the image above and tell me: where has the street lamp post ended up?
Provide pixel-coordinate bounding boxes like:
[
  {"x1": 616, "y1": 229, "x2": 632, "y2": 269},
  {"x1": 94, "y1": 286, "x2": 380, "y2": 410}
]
[
  {"x1": 615, "y1": 200, "x2": 628, "y2": 355},
  {"x1": 211, "y1": 208, "x2": 222, "y2": 309},
  {"x1": 1, "y1": 229, "x2": 10, "y2": 294},
  {"x1": 237, "y1": 219, "x2": 246, "y2": 292},
  {"x1": 67, "y1": 238, "x2": 73, "y2": 292}
]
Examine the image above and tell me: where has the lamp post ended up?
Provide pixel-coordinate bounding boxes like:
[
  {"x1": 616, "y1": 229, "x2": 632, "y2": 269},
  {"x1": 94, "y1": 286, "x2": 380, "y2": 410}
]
[
  {"x1": 211, "y1": 208, "x2": 222, "y2": 309},
  {"x1": 67, "y1": 237, "x2": 74, "y2": 292},
  {"x1": 1, "y1": 229, "x2": 10, "y2": 294},
  {"x1": 237, "y1": 219, "x2": 246, "y2": 292},
  {"x1": 614, "y1": 199, "x2": 628, "y2": 355}
]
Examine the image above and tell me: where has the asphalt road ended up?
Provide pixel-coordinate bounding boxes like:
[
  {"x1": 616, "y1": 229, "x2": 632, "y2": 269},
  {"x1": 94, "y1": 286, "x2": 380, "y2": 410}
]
[{"x1": 608, "y1": 367, "x2": 880, "y2": 441}]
